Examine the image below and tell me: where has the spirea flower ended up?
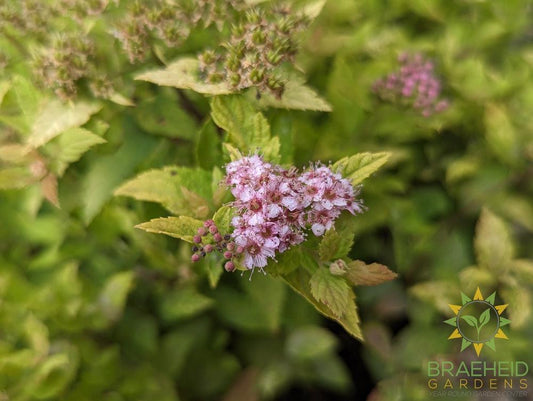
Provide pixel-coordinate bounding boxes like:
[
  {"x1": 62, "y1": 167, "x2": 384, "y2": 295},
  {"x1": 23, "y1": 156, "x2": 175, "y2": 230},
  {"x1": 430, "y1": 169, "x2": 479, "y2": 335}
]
[
  {"x1": 224, "y1": 155, "x2": 364, "y2": 270},
  {"x1": 373, "y1": 53, "x2": 449, "y2": 117}
]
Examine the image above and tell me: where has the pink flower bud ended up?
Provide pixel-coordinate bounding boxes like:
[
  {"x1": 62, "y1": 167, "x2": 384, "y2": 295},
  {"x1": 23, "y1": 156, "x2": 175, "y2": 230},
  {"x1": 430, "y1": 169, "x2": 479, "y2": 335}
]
[{"x1": 191, "y1": 254, "x2": 200, "y2": 262}]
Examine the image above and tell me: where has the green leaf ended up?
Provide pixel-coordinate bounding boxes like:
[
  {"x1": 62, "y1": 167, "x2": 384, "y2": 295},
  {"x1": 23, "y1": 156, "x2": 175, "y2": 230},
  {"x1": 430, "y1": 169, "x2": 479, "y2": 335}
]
[
  {"x1": 51, "y1": 127, "x2": 106, "y2": 176},
  {"x1": 285, "y1": 326, "x2": 337, "y2": 361},
  {"x1": 344, "y1": 260, "x2": 397, "y2": 286},
  {"x1": 211, "y1": 96, "x2": 254, "y2": 149},
  {"x1": 196, "y1": 120, "x2": 223, "y2": 170},
  {"x1": 212, "y1": 96, "x2": 280, "y2": 161},
  {"x1": 254, "y1": 77, "x2": 332, "y2": 112},
  {"x1": 318, "y1": 228, "x2": 353, "y2": 262},
  {"x1": 81, "y1": 124, "x2": 158, "y2": 224},
  {"x1": 213, "y1": 205, "x2": 234, "y2": 234},
  {"x1": 0, "y1": 166, "x2": 36, "y2": 189},
  {"x1": 135, "y1": 216, "x2": 204, "y2": 243},
  {"x1": 28, "y1": 100, "x2": 101, "y2": 148},
  {"x1": 309, "y1": 267, "x2": 352, "y2": 318},
  {"x1": 98, "y1": 271, "x2": 135, "y2": 322},
  {"x1": 484, "y1": 103, "x2": 519, "y2": 165},
  {"x1": 501, "y1": 286, "x2": 530, "y2": 329},
  {"x1": 26, "y1": 350, "x2": 79, "y2": 400},
  {"x1": 282, "y1": 268, "x2": 362, "y2": 339},
  {"x1": 135, "y1": 58, "x2": 233, "y2": 95},
  {"x1": 478, "y1": 308, "x2": 491, "y2": 328},
  {"x1": 475, "y1": 208, "x2": 513, "y2": 274},
  {"x1": 512, "y1": 259, "x2": 533, "y2": 284},
  {"x1": 115, "y1": 166, "x2": 212, "y2": 218},
  {"x1": 460, "y1": 315, "x2": 478, "y2": 327},
  {"x1": 332, "y1": 152, "x2": 391, "y2": 185},
  {"x1": 213, "y1": 274, "x2": 286, "y2": 332},
  {"x1": 158, "y1": 287, "x2": 214, "y2": 323},
  {"x1": 12, "y1": 75, "x2": 41, "y2": 122}
]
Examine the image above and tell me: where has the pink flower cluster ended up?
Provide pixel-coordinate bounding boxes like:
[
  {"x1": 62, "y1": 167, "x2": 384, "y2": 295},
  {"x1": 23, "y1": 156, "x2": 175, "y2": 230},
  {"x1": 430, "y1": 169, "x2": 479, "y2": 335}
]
[
  {"x1": 373, "y1": 53, "x2": 449, "y2": 117},
  {"x1": 225, "y1": 155, "x2": 364, "y2": 270}
]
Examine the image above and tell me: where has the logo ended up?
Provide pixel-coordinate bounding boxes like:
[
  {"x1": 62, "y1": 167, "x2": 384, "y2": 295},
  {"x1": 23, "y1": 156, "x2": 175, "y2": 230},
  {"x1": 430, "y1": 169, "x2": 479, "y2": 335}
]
[{"x1": 445, "y1": 287, "x2": 511, "y2": 356}]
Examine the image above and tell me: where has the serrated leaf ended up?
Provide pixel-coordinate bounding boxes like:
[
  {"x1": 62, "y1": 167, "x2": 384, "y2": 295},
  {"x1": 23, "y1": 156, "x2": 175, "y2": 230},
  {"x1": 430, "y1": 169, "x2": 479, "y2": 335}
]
[
  {"x1": 135, "y1": 58, "x2": 233, "y2": 94},
  {"x1": 115, "y1": 166, "x2": 212, "y2": 218},
  {"x1": 345, "y1": 260, "x2": 397, "y2": 286},
  {"x1": 0, "y1": 166, "x2": 37, "y2": 189},
  {"x1": 212, "y1": 96, "x2": 280, "y2": 161},
  {"x1": 475, "y1": 208, "x2": 513, "y2": 274},
  {"x1": 332, "y1": 152, "x2": 391, "y2": 185},
  {"x1": 282, "y1": 268, "x2": 362, "y2": 339},
  {"x1": 211, "y1": 96, "x2": 253, "y2": 149},
  {"x1": 223, "y1": 143, "x2": 243, "y2": 161},
  {"x1": 135, "y1": 216, "x2": 204, "y2": 243},
  {"x1": 318, "y1": 228, "x2": 353, "y2": 261},
  {"x1": 51, "y1": 127, "x2": 106, "y2": 176},
  {"x1": 459, "y1": 266, "x2": 497, "y2": 291},
  {"x1": 255, "y1": 77, "x2": 332, "y2": 111},
  {"x1": 98, "y1": 271, "x2": 135, "y2": 322},
  {"x1": 28, "y1": 100, "x2": 101, "y2": 148},
  {"x1": 309, "y1": 268, "x2": 352, "y2": 318},
  {"x1": 158, "y1": 287, "x2": 213, "y2": 323}
]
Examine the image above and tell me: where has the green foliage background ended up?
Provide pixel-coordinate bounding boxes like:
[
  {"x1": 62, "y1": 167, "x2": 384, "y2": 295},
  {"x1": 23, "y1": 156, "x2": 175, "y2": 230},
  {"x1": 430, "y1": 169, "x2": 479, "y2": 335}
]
[{"x1": 0, "y1": 0, "x2": 532, "y2": 400}]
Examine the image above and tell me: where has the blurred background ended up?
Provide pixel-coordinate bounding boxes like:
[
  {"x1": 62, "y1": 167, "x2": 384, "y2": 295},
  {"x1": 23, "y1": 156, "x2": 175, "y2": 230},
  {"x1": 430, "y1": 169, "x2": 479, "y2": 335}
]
[{"x1": 0, "y1": 0, "x2": 532, "y2": 400}]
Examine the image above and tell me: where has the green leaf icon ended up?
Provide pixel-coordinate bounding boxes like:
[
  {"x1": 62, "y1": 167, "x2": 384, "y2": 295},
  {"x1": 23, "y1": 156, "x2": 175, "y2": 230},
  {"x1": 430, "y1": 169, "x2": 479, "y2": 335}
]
[
  {"x1": 461, "y1": 315, "x2": 478, "y2": 327},
  {"x1": 478, "y1": 308, "x2": 491, "y2": 329}
]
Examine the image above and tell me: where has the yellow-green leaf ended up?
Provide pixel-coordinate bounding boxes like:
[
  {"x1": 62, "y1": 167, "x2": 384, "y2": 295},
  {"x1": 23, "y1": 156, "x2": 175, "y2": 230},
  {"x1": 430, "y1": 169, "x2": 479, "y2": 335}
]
[
  {"x1": 135, "y1": 216, "x2": 204, "y2": 243},
  {"x1": 135, "y1": 58, "x2": 233, "y2": 95},
  {"x1": 332, "y1": 152, "x2": 391, "y2": 186},
  {"x1": 475, "y1": 208, "x2": 513, "y2": 274}
]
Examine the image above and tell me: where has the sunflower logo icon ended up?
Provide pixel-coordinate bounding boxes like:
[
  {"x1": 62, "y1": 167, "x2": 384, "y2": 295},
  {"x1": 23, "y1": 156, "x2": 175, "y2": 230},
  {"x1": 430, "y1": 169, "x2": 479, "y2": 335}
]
[{"x1": 445, "y1": 287, "x2": 511, "y2": 356}]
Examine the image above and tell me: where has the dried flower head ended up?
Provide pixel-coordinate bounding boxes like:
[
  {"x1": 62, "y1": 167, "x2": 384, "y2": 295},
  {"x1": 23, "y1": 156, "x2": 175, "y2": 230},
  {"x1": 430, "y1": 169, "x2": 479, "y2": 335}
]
[
  {"x1": 198, "y1": 5, "x2": 310, "y2": 98},
  {"x1": 373, "y1": 53, "x2": 449, "y2": 117}
]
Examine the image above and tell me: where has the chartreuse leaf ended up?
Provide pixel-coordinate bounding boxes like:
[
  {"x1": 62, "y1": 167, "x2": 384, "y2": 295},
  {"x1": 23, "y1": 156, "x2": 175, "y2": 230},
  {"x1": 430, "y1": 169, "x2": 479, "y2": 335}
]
[
  {"x1": 27, "y1": 100, "x2": 101, "y2": 148},
  {"x1": 115, "y1": 166, "x2": 212, "y2": 218},
  {"x1": 484, "y1": 103, "x2": 519, "y2": 165},
  {"x1": 136, "y1": 216, "x2": 204, "y2": 243},
  {"x1": 49, "y1": 127, "x2": 106, "y2": 176},
  {"x1": 211, "y1": 96, "x2": 253, "y2": 149},
  {"x1": 213, "y1": 205, "x2": 234, "y2": 234},
  {"x1": 501, "y1": 285, "x2": 530, "y2": 329},
  {"x1": 475, "y1": 208, "x2": 513, "y2": 275},
  {"x1": 98, "y1": 271, "x2": 135, "y2": 322},
  {"x1": 135, "y1": 57, "x2": 233, "y2": 95},
  {"x1": 211, "y1": 96, "x2": 280, "y2": 161},
  {"x1": 332, "y1": 152, "x2": 391, "y2": 185},
  {"x1": 82, "y1": 122, "x2": 157, "y2": 224},
  {"x1": 254, "y1": 76, "x2": 332, "y2": 112},
  {"x1": 345, "y1": 260, "x2": 397, "y2": 286},
  {"x1": 25, "y1": 349, "x2": 79, "y2": 400},
  {"x1": 158, "y1": 286, "x2": 214, "y2": 323},
  {"x1": 0, "y1": 166, "x2": 37, "y2": 189},
  {"x1": 282, "y1": 268, "x2": 362, "y2": 339}
]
